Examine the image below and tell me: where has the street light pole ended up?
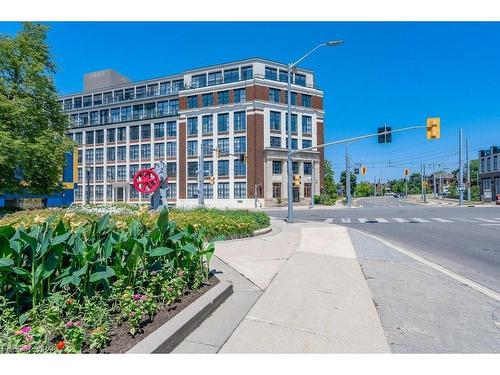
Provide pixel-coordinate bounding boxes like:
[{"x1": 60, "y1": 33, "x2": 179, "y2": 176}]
[
  {"x1": 466, "y1": 137, "x2": 471, "y2": 202},
  {"x1": 458, "y1": 128, "x2": 464, "y2": 206},
  {"x1": 286, "y1": 40, "x2": 343, "y2": 223}
]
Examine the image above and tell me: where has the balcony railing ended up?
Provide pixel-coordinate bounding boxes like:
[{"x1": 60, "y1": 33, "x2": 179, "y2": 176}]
[{"x1": 69, "y1": 108, "x2": 179, "y2": 128}]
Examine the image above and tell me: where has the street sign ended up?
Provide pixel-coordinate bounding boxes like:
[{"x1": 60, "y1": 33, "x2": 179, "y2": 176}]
[{"x1": 378, "y1": 125, "x2": 392, "y2": 143}]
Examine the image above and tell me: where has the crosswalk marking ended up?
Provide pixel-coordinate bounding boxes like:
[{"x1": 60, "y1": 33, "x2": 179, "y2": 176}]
[
  {"x1": 410, "y1": 218, "x2": 431, "y2": 223},
  {"x1": 474, "y1": 218, "x2": 500, "y2": 223},
  {"x1": 452, "y1": 217, "x2": 476, "y2": 222},
  {"x1": 358, "y1": 218, "x2": 369, "y2": 223},
  {"x1": 324, "y1": 218, "x2": 333, "y2": 223},
  {"x1": 431, "y1": 218, "x2": 453, "y2": 222},
  {"x1": 393, "y1": 218, "x2": 409, "y2": 222},
  {"x1": 341, "y1": 218, "x2": 351, "y2": 223},
  {"x1": 375, "y1": 218, "x2": 389, "y2": 223}
]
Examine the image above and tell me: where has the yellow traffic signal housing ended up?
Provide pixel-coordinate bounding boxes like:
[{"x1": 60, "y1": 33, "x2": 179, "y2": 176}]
[
  {"x1": 293, "y1": 174, "x2": 301, "y2": 187},
  {"x1": 208, "y1": 176, "x2": 216, "y2": 185},
  {"x1": 361, "y1": 166, "x2": 367, "y2": 176},
  {"x1": 426, "y1": 117, "x2": 441, "y2": 139}
]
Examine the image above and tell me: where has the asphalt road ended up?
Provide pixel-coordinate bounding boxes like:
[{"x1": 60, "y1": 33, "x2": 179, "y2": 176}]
[{"x1": 265, "y1": 197, "x2": 500, "y2": 293}]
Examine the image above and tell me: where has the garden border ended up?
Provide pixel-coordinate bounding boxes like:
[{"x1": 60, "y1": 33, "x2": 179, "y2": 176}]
[
  {"x1": 251, "y1": 226, "x2": 272, "y2": 237},
  {"x1": 127, "y1": 281, "x2": 233, "y2": 353}
]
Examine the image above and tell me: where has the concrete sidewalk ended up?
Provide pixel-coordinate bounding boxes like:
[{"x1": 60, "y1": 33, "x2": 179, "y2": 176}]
[{"x1": 174, "y1": 219, "x2": 389, "y2": 353}]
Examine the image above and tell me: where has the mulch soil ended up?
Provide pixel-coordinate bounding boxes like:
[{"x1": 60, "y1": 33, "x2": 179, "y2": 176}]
[{"x1": 87, "y1": 275, "x2": 219, "y2": 353}]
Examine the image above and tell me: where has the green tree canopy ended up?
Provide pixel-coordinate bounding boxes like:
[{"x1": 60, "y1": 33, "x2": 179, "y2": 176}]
[
  {"x1": 0, "y1": 22, "x2": 73, "y2": 195},
  {"x1": 340, "y1": 170, "x2": 357, "y2": 195},
  {"x1": 355, "y1": 181, "x2": 373, "y2": 197},
  {"x1": 323, "y1": 159, "x2": 337, "y2": 198}
]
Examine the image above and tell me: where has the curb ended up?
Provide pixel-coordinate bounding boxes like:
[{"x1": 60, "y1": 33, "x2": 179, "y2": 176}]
[
  {"x1": 251, "y1": 226, "x2": 272, "y2": 237},
  {"x1": 127, "y1": 281, "x2": 233, "y2": 354}
]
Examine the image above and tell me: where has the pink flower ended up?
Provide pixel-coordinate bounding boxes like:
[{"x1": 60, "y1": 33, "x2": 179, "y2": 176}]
[
  {"x1": 20, "y1": 344, "x2": 31, "y2": 352},
  {"x1": 167, "y1": 287, "x2": 173, "y2": 293},
  {"x1": 140, "y1": 295, "x2": 148, "y2": 301},
  {"x1": 25, "y1": 335, "x2": 33, "y2": 342},
  {"x1": 21, "y1": 326, "x2": 31, "y2": 334},
  {"x1": 75, "y1": 321, "x2": 82, "y2": 327},
  {"x1": 133, "y1": 294, "x2": 142, "y2": 301},
  {"x1": 65, "y1": 321, "x2": 74, "y2": 328},
  {"x1": 129, "y1": 311, "x2": 136, "y2": 317}
]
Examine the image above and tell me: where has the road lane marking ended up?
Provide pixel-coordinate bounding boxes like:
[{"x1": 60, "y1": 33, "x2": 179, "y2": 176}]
[
  {"x1": 451, "y1": 217, "x2": 476, "y2": 223},
  {"x1": 348, "y1": 229, "x2": 500, "y2": 303},
  {"x1": 324, "y1": 218, "x2": 333, "y2": 223},
  {"x1": 341, "y1": 218, "x2": 351, "y2": 223},
  {"x1": 393, "y1": 218, "x2": 409, "y2": 222},
  {"x1": 358, "y1": 218, "x2": 369, "y2": 223},
  {"x1": 475, "y1": 218, "x2": 500, "y2": 223},
  {"x1": 375, "y1": 218, "x2": 389, "y2": 223},
  {"x1": 410, "y1": 218, "x2": 431, "y2": 223},
  {"x1": 431, "y1": 218, "x2": 453, "y2": 223}
]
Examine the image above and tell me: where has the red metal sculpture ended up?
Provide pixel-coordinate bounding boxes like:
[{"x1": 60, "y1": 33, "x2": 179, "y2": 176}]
[{"x1": 132, "y1": 168, "x2": 160, "y2": 195}]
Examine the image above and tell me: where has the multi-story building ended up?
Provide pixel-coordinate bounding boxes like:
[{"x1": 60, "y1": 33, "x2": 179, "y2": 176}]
[
  {"x1": 478, "y1": 146, "x2": 500, "y2": 201},
  {"x1": 60, "y1": 58, "x2": 325, "y2": 208}
]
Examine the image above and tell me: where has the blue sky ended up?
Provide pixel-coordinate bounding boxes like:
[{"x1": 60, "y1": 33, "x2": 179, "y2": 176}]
[{"x1": 1, "y1": 21, "x2": 499, "y2": 182}]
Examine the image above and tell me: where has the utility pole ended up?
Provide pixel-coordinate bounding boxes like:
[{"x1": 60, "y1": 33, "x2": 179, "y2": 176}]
[
  {"x1": 373, "y1": 176, "x2": 376, "y2": 199},
  {"x1": 423, "y1": 163, "x2": 427, "y2": 203},
  {"x1": 345, "y1": 144, "x2": 351, "y2": 207},
  {"x1": 439, "y1": 173, "x2": 443, "y2": 198},
  {"x1": 458, "y1": 128, "x2": 464, "y2": 206},
  {"x1": 466, "y1": 137, "x2": 471, "y2": 202},
  {"x1": 420, "y1": 163, "x2": 424, "y2": 202},
  {"x1": 432, "y1": 163, "x2": 437, "y2": 199},
  {"x1": 197, "y1": 151, "x2": 204, "y2": 207}
]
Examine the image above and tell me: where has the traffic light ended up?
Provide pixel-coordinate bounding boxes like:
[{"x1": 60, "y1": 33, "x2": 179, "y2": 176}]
[
  {"x1": 208, "y1": 176, "x2": 216, "y2": 185},
  {"x1": 293, "y1": 174, "x2": 301, "y2": 187},
  {"x1": 215, "y1": 148, "x2": 221, "y2": 158},
  {"x1": 403, "y1": 168, "x2": 410, "y2": 177},
  {"x1": 354, "y1": 168, "x2": 360, "y2": 175},
  {"x1": 361, "y1": 166, "x2": 367, "y2": 176},
  {"x1": 426, "y1": 117, "x2": 441, "y2": 139},
  {"x1": 378, "y1": 125, "x2": 392, "y2": 143}
]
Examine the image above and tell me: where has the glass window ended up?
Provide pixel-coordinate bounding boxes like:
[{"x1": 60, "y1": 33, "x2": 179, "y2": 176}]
[
  {"x1": 130, "y1": 126, "x2": 139, "y2": 141},
  {"x1": 202, "y1": 93, "x2": 213, "y2": 107},
  {"x1": 100, "y1": 109, "x2": 109, "y2": 124},
  {"x1": 172, "y1": 80, "x2": 183, "y2": 93},
  {"x1": 279, "y1": 70, "x2": 288, "y2": 83},
  {"x1": 117, "y1": 146, "x2": 127, "y2": 161},
  {"x1": 74, "y1": 97, "x2": 82, "y2": 109},
  {"x1": 234, "y1": 88, "x2": 246, "y2": 103},
  {"x1": 107, "y1": 128, "x2": 115, "y2": 143},
  {"x1": 166, "y1": 141, "x2": 176, "y2": 158},
  {"x1": 117, "y1": 165, "x2": 127, "y2": 180},
  {"x1": 302, "y1": 139, "x2": 312, "y2": 149},
  {"x1": 187, "y1": 162, "x2": 198, "y2": 178},
  {"x1": 124, "y1": 88, "x2": 134, "y2": 100},
  {"x1": 494, "y1": 155, "x2": 498, "y2": 170},
  {"x1": 77, "y1": 150, "x2": 83, "y2": 164},
  {"x1": 187, "y1": 95, "x2": 198, "y2": 109},
  {"x1": 234, "y1": 136, "x2": 246, "y2": 153},
  {"x1": 130, "y1": 184, "x2": 139, "y2": 199},
  {"x1": 292, "y1": 162, "x2": 299, "y2": 175},
  {"x1": 83, "y1": 95, "x2": 92, "y2": 107},
  {"x1": 80, "y1": 112, "x2": 89, "y2": 126},
  {"x1": 218, "y1": 182, "x2": 230, "y2": 199},
  {"x1": 265, "y1": 67, "x2": 278, "y2": 81},
  {"x1": 93, "y1": 94, "x2": 102, "y2": 106},
  {"x1": 217, "y1": 138, "x2": 229, "y2": 155},
  {"x1": 241, "y1": 66, "x2": 253, "y2": 80},
  {"x1": 129, "y1": 165, "x2": 139, "y2": 182},
  {"x1": 133, "y1": 104, "x2": 144, "y2": 120},
  {"x1": 167, "y1": 183, "x2": 177, "y2": 198},
  {"x1": 203, "y1": 160, "x2": 213, "y2": 177},
  {"x1": 85, "y1": 131, "x2": 94, "y2": 145},
  {"x1": 160, "y1": 81, "x2": 170, "y2": 95},
  {"x1": 169, "y1": 99, "x2": 179, "y2": 114},
  {"x1": 208, "y1": 71, "x2": 223, "y2": 86},
  {"x1": 192, "y1": 74, "x2": 207, "y2": 88},
  {"x1": 167, "y1": 162, "x2": 176, "y2": 177},
  {"x1": 166, "y1": 121, "x2": 177, "y2": 137},
  {"x1": 114, "y1": 90, "x2": 124, "y2": 102},
  {"x1": 121, "y1": 106, "x2": 131, "y2": 122},
  {"x1": 95, "y1": 167, "x2": 104, "y2": 181},
  {"x1": 111, "y1": 108, "x2": 120, "y2": 123},
  {"x1": 234, "y1": 111, "x2": 246, "y2": 131},
  {"x1": 203, "y1": 183, "x2": 214, "y2": 199},
  {"x1": 202, "y1": 115, "x2": 213, "y2": 134},
  {"x1": 154, "y1": 143, "x2": 164, "y2": 159},
  {"x1": 129, "y1": 145, "x2": 139, "y2": 160},
  {"x1": 234, "y1": 160, "x2": 246, "y2": 176},
  {"x1": 157, "y1": 101, "x2": 168, "y2": 116},
  {"x1": 302, "y1": 115, "x2": 312, "y2": 134},
  {"x1": 95, "y1": 148, "x2": 104, "y2": 163},
  {"x1": 224, "y1": 68, "x2": 239, "y2": 83},
  {"x1": 273, "y1": 183, "x2": 281, "y2": 198},
  {"x1": 187, "y1": 140, "x2": 198, "y2": 157},
  {"x1": 286, "y1": 138, "x2": 298, "y2": 150},
  {"x1": 117, "y1": 127, "x2": 126, "y2": 142},
  {"x1": 106, "y1": 184, "x2": 113, "y2": 200},
  {"x1": 63, "y1": 99, "x2": 72, "y2": 110},
  {"x1": 272, "y1": 160, "x2": 282, "y2": 174},
  {"x1": 144, "y1": 102, "x2": 155, "y2": 118},
  {"x1": 217, "y1": 113, "x2": 229, "y2": 133},
  {"x1": 147, "y1": 84, "x2": 158, "y2": 97},
  {"x1": 85, "y1": 149, "x2": 94, "y2": 164},
  {"x1": 141, "y1": 124, "x2": 151, "y2": 140},
  {"x1": 286, "y1": 114, "x2": 298, "y2": 133},
  {"x1": 74, "y1": 132, "x2": 83, "y2": 145},
  {"x1": 202, "y1": 139, "x2": 213, "y2": 156},
  {"x1": 187, "y1": 117, "x2": 198, "y2": 136},
  {"x1": 103, "y1": 92, "x2": 112, "y2": 104},
  {"x1": 136, "y1": 86, "x2": 146, "y2": 99},
  {"x1": 304, "y1": 183, "x2": 312, "y2": 198},
  {"x1": 270, "y1": 111, "x2": 281, "y2": 131},
  {"x1": 95, "y1": 130, "x2": 104, "y2": 144},
  {"x1": 154, "y1": 123, "x2": 165, "y2": 138},
  {"x1": 302, "y1": 94, "x2": 312, "y2": 108},
  {"x1": 487, "y1": 157, "x2": 491, "y2": 172},
  {"x1": 270, "y1": 136, "x2": 281, "y2": 148},
  {"x1": 295, "y1": 73, "x2": 306, "y2": 86},
  {"x1": 141, "y1": 144, "x2": 151, "y2": 160},
  {"x1": 90, "y1": 111, "x2": 99, "y2": 125},
  {"x1": 187, "y1": 183, "x2": 198, "y2": 199},
  {"x1": 304, "y1": 162, "x2": 312, "y2": 175},
  {"x1": 107, "y1": 147, "x2": 116, "y2": 162},
  {"x1": 269, "y1": 88, "x2": 280, "y2": 103},
  {"x1": 234, "y1": 182, "x2": 247, "y2": 198},
  {"x1": 106, "y1": 166, "x2": 115, "y2": 181},
  {"x1": 95, "y1": 185, "x2": 104, "y2": 200},
  {"x1": 218, "y1": 91, "x2": 229, "y2": 105}
]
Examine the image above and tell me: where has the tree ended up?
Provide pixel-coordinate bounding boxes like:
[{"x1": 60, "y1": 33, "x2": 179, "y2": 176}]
[
  {"x1": 355, "y1": 181, "x2": 373, "y2": 197},
  {"x1": 0, "y1": 22, "x2": 73, "y2": 195},
  {"x1": 340, "y1": 170, "x2": 357, "y2": 195},
  {"x1": 323, "y1": 159, "x2": 337, "y2": 199}
]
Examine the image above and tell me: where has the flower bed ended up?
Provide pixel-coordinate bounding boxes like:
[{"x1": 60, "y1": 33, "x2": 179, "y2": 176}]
[
  {"x1": 0, "y1": 210, "x2": 215, "y2": 353},
  {"x1": 0, "y1": 205, "x2": 270, "y2": 241}
]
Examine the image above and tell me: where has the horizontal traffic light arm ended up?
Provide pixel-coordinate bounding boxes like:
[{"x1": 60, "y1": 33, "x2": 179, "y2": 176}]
[{"x1": 292, "y1": 124, "x2": 430, "y2": 155}]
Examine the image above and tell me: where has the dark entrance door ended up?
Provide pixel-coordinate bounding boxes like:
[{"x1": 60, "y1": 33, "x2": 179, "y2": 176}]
[
  {"x1": 293, "y1": 187, "x2": 300, "y2": 202},
  {"x1": 116, "y1": 187, "x2": 125, "y2": 202}
]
